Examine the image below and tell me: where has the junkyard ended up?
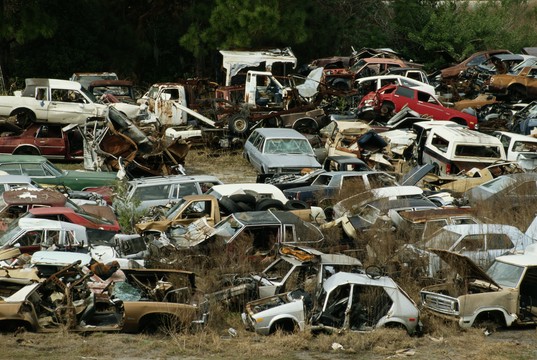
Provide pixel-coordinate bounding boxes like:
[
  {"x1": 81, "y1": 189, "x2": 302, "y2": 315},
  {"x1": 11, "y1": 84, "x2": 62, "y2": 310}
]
[{"x1": 2, "y1": 1, "x2": 537, "y2": 360}]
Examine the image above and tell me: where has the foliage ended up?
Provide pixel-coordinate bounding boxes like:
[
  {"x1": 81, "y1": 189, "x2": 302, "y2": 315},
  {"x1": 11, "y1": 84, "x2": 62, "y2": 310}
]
[
  {"x1": 111, "y1": 179, "x2": 147, "y2": 233},
  {"x1": 2, "y1": 0, "x2": 537, "y2": 85}
]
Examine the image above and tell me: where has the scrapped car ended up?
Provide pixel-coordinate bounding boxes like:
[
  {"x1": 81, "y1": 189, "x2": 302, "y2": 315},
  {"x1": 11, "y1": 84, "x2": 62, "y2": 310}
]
[
  {"x1": 465, "y1": 173, "x2": 537, "y2": 214},
  {"x1": 421, "y1": 223, "x2": 535, "y2": 276},
  {"x1": 488, "y1": 66, "x2": 537, "y2": 100},
  {"x1": 0, "y1": 261, "x2": 208, "y2": 333},
  {"x1": 0, "y1": 155, "x2": 119, "y2": 190},
  {"x1": 361, "y1": 84, "x2": 478, "y2": 128},
  {"x1": 356, "y1": 74, "x2": 436, "y2": 98},
  {"x1": 494, "y1": 131, "x2": 537, "y2": 170},
  {"x1": 0, "y1": 122, "x2": 84, "y2": 161},
  {"x1": 125, "y1": 174, "x2": 222, "y2": 211},
  {"x1": 160, "y1": 210, "x2": 325, "y2": 253},
  {"x1": 243, "y1": 128, "x2": 322, "y2": 175},
  {"x1": 88, "y1": 79, "x2": 139, "y2": 104},
  {"x1": 25, "y1": 206, "x2": 120, "y2": 233},
  {"x1": 283, "y1": 171, "x2": 398, "y2": 206},
  {"x1": 440, "y1": 49, "x2": 512, "y2": 80},
  {"x1": 69, "y1": 71, "x2": 119, "y2": 90},
  {"x1": 208, "y1": 245, "x2": 362, "y2": 307},
  {"x1": 420, "y1": 126, "x2": 506, "y2": 175},
  {"x1": 242, "y1": 270, "x2": 421, "y2": 335},
  {"x1": 420, "y1": 247, "x2": 537, "y2": 329}
]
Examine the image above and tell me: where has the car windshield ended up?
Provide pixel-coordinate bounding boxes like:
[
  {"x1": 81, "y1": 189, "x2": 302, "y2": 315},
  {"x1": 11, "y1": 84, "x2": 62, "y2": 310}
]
[
  {"x1": 80, "y1": 86, "x2": 97, "y2": 102},
  {"x1": 44, "y1": 161, "x2": 66, "y2": 176},
  {"x1": 213, "y1": 215, "x2": 244, "y2": 243},
  {"x1": 165, "y1": 198, "x2": 188, "y2": 219},
  {"x1": 0, "y1": 220, "x2": 23, "y2": 246},
  {"x1": 357, "y1": 204, "x2": 380, "y2": 225},
  {"x1": 425, "y1": 228, "x2": 461, "y2": 249},
  {"x1": 486, "y1": 260, "x2": 524, "y2": 288},
  {"x1": 263, "y1": 138, "x2": 312, "y2": 155}
]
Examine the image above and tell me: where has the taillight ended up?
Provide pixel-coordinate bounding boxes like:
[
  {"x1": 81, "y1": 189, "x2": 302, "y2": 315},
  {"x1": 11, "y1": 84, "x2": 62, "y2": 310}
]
[{"x1": 446, "y1": 163, "x2": 451, "y2": 174}]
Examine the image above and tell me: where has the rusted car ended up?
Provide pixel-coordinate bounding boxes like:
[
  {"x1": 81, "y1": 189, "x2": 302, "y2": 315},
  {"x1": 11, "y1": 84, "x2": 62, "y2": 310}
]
[
  {"x1": 0, "y1": 121, "x2": 83, "y2": 161},
  {"x1": 0, "y1": 262, "x2": 208, "y2": 333},
  {"x1": 488, "y1": 66, "x2": 537, "y2": 100},
  {"x1": 440, "y1": 50, "x2": 512, "y2": 80}
]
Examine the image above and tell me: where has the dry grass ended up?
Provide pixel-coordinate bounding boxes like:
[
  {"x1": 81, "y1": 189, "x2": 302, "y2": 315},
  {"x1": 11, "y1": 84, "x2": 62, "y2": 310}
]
[{"x1": 40, "y1": 153, "x2": 537, "y2": 360}]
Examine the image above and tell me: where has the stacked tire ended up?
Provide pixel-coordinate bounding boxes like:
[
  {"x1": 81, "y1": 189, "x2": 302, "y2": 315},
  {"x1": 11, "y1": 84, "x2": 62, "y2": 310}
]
[{"x1": 218, "y1": 195, "x2": 309, "y2": 215}]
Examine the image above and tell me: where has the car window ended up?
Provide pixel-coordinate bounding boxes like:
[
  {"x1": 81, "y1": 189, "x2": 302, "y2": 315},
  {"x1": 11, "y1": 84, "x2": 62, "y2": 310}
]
[
  {"x1": 394, "y1": 86, "x2": 414, "y2": 99},
  {"x1": 178, "y1": 183, "x2": 199, "y2": 197},
  {"x1": 467, "y1": 54, "x2": 486, "y2": 66},
  {"x1": 349, "y1": 285, "x2": 393, "y2": 330},
  {"x1": 0, "y1": 164, "x2": 22, "y2": 175},
  {"x1": 256, "y1": 136, "x2": 265, "y2": 151},
  {"x1": 431, "y1": 134, "x2": 449, "y2": 153},
  {"x1": 487, "y1": 233, "x2": 514, "y2": 250},
  {"x1": 16, "y1": 230, "x2": 44, "y2": 246},
  {"x1": 247, "y1": 131, "x2": 259, "y2": 145},
  {"x1": 454, "y1": 145, "x2": 501, "y2": 158},
  {"x1": 21, "y1": 164, "x2": 47, "y2": 177},
  {"x1": 312, "y1": 174, "x2": 332, "y2": 186},
  {"x1": 453, "y1": 234, "x2": 485, "y2": 251},
  {"x1": 423, "y1": 219, "x2": 448, "y2": 240},
  {"x1": 264, "y1": 138, "x2": 312, "y2": 154},
  {"x1": 134, "y1": 184, "x2": 172, "y2": 201}
]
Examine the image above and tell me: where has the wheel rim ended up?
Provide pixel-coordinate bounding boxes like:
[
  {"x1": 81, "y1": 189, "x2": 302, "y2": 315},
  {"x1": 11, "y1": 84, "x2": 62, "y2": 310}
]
[{"x1": 233, "y1": 117, "x2": 248, "y2": 132}]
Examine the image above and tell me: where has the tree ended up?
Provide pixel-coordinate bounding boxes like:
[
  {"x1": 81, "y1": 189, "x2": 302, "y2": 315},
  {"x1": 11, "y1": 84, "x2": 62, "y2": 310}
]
[{"x1": 0, "y1": 0, "x2": 57, "y2": 91}]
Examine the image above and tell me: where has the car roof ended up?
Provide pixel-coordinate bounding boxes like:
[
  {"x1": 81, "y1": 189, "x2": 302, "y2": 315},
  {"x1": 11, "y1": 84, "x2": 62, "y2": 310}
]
[
  {"x1": 494, "y1": 131, "x2": 537, "y2": 142},
  {"x1": 17, "y1": 217, "x2": 85, "y2": 232},
  {"x1": 0, "y1": 175, "x2": 35, "y2": 184},
  {"x1": 129, "y1": 175, "x2": 221, "y2": 186},
  {"x1": 3, "y1": 189, "x2": 66, "y2": 207},
  {"x1": 323, "y1": 271, "x2": 397, "y2": 291},
  {"x1": 429, "y1": 127, "x2": 502, "y2": 143},
  {"x1": 251, "y1": 128, "x2": 308, "y2": 139},
  {"x1": 0, "y1": 155, "x2": 48, "y2": 163}
]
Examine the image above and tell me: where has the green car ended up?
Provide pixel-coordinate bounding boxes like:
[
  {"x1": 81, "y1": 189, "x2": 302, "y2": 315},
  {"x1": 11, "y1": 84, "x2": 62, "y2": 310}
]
[{"x1": 0, "y1": 155, "x2": 119, "y2": 191}]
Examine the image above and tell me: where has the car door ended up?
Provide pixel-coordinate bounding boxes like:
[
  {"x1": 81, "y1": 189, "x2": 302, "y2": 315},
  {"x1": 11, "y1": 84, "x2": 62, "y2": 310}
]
[
  {"x1": 34, "y1": 125, "x2": 66, "y2": 158},
  {"x1": 415, "y1": 90, "x2": 448, "y2": 119},
  {"x1": 48, "y1": 88, "x2": 97, "y2": 123},
  {"x1": 249, "y1": 135, "x2": 266, "y2": 172}
]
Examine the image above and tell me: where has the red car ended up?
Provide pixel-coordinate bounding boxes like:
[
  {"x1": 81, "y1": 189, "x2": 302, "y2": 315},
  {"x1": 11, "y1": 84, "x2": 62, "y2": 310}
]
[
  {"x1": 359, "y1": 84, "x2": 478, "y2": 129},
  {"x1": 0, "y1": 122, "x2": 83, "y2": 160},
  {"x1": 27, "y1": 206, "x2": 121, "y2": 232}
]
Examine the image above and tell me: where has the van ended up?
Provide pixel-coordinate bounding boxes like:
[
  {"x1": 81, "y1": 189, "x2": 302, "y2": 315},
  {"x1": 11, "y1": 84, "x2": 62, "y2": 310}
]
[{"x1": 420, "y1": 127, "x2": 506, "y2": 175}]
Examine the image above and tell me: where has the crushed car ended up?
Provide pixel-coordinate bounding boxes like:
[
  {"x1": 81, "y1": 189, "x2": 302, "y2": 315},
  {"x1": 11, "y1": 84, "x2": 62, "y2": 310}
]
[{"x1": 242, "y1": 269, "x2": 421, "y2": 335}]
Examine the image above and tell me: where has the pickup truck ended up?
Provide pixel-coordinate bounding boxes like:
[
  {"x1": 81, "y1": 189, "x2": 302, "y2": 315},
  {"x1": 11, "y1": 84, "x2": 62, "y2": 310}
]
[
  {"x1": 421, "y1": 248, "x2": 537, "y2": 329},
  {"x1": 0, "y1": 121, "x2": 83, "y2": 160}
]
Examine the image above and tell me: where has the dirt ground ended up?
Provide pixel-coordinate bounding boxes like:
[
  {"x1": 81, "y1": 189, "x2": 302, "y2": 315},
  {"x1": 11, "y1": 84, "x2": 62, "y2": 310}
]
[{"x1": 2, "y1": 149, "x2": 537, "y2": 360}]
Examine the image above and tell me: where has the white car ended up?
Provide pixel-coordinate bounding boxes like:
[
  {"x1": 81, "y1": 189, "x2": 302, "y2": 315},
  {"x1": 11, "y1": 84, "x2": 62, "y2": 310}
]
[
  {"x1": 356, "y1": 74, "x2": 437, "y2": 98},
  {"x1": 242, "y1": 270, "x2": 421, "y2": 335}
]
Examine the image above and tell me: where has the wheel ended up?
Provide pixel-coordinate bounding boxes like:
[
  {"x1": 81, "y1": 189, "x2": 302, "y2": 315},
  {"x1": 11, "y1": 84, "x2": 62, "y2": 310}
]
[
  {"x1": 293, "y1": 119, "x2": 318, "y2": 134},
  {"x1": 508, "y1": 85, "x2": 526, "y2": 102},
  {"x1": 228, "y1": 114, "x2": 250, "y2": 136},
  {"x1": 255, "y1": 198, "x2": 285, "y2": 211},
  {"x1": 13, "y1": 146, "x2": 39, "y2": 155},
  {"x1": 12, "y1": 109, "x2": 36, "y2": 127},
  {"x1": 235, "y1": 201, "x2": 254, "y2": 212},
  {"x1": 380, "y1": 102, "x2": 395, "y2": 117}
]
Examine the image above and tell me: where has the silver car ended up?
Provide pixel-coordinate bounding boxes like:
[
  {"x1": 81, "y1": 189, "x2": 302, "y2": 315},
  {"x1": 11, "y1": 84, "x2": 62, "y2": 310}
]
[
  {"x1": 242, "y1": 271, "x2": 421, "y2": 335},
  {"x1": 243, "y1": 128, "x2": 322, "y2": 175}
]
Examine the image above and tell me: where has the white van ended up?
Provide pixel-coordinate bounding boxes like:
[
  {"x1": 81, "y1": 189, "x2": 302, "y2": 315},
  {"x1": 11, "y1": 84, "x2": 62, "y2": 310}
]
[{"x1": 421, "y1": 127, "x2": 506, "y2": 175}]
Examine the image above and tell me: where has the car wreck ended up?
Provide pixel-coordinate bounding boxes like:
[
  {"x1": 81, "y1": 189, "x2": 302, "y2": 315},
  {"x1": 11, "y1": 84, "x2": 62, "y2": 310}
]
[
  {"x1": 242, "y1": 269, "x2": 421, "y2": 335},
  {"x1": 420, "y1": 247, "x2": 537, "y2": 329},
  {"x1": 0, "y1": 256, "x2": 208, "y2": 333}
]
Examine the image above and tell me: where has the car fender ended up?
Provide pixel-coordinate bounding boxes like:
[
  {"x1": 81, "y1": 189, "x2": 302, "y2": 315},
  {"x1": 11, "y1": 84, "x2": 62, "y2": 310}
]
[{"x1": 461, "y1": 307, "x2": 516, "y2": 328}]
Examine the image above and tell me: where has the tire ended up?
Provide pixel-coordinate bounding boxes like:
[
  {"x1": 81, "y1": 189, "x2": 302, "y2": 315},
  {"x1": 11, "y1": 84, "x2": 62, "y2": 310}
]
[
  {"x1": 285, "y1": 200, "x2": 310, "y2": 210},
  {"x1": 228, "y1": 114, "x2": 250, "y2": 136},
  {"x1": 380, "y1": 102, "x2": 395, "y2": 117},
  {"x1": 255, "y1": 198, "x2": 285, "y2": 211},
  {"x1": 229, "y1": 194, "x2": 256, "y2": 206},
  {"x1": 219, "y1": 196, "x2": 241, "y2": 214},
  {"x1": 13, "y1": 146, "x2": 40, "y2": 155},
  {"x1": 235, "y1": 201, "x2": 254, "y2": 212},
  {"x1": 11, "y1": 109, "x2": 36, "y2": 127}
]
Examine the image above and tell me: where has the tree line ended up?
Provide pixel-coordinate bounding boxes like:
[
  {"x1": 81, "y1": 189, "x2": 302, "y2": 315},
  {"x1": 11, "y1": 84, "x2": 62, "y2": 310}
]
[{"x1": 0, "y1": 0, "x2": 536, "y2": 90}]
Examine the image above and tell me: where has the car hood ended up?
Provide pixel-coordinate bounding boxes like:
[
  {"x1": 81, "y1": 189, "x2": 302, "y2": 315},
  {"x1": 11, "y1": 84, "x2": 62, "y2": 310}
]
[
  {"x1": 263, "y1": 154, "x2": 321, "y2": 168},
  {"x1": 429, "y1": 249, "x2": 500, "y2": 287}
]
